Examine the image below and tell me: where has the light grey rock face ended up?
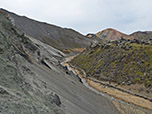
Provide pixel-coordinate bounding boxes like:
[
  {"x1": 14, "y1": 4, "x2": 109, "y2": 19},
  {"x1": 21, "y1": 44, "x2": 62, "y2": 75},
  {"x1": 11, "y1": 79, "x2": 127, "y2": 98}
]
[
  {"x1": 0, "y1": 11, "x2": 119, "y2": 114},
  {"x1": 0, "y1": 13, "x2": 65, "y2": 114}
]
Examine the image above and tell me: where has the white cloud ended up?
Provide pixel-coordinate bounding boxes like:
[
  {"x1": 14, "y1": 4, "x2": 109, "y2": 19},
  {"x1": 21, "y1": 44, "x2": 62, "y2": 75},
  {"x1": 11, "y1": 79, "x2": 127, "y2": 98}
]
[{"x1": 0, "y1": 0, "x2": 152, "y2": 34}]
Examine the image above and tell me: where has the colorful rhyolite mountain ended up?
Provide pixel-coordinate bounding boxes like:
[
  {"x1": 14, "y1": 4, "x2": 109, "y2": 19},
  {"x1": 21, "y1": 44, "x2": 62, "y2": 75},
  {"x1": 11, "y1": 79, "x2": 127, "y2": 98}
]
[
  {"x1": 87, "y1": 28, "x2": 152, "y2": 43},
  {"x1": 96, "y1": 28, "x2": 134, "y2": 40}
]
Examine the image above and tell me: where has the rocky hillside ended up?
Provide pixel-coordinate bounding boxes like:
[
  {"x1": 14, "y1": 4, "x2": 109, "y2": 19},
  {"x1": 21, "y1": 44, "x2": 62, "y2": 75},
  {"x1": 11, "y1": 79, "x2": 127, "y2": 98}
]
[
  {"x1": 131, "y1": 31, "x2": 152, "y2": 43},
  {"x1": 0, "y1": 10, "x2": 119, "y2": 114},
  {"x1": 0, "y1": 10, "x2": 66, "y2": 114},
  {"x1": 0, "y1": 8, "x2": 93, "y2": 50},
  {"x1": 71, "y1": 39, "x2": 152, "y2": 91}
]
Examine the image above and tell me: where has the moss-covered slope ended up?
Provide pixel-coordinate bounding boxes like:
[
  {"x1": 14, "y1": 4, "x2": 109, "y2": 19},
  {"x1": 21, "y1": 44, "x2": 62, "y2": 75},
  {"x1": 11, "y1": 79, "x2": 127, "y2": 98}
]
[{"x1": 71, "y1": 39, "x2": 152, "y2": 88}]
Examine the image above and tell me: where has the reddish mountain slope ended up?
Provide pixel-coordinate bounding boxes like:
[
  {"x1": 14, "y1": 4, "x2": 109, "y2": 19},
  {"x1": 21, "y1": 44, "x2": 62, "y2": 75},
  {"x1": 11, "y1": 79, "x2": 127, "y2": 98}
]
[{"x1": 96, "y1": 28, "x2": 134, "y2": 40}]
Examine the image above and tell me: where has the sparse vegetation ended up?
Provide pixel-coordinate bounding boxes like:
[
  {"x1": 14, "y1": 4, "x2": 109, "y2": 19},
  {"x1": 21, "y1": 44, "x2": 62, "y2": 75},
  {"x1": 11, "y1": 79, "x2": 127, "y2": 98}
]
[{"x1": 71, "y1": 39, "x2": 152, "y2": 90}]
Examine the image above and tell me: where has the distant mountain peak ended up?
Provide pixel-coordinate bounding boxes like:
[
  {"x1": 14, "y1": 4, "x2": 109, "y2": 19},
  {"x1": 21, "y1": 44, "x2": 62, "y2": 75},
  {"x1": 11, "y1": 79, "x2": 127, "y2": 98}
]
[{"x1": 96, "y1": 28, "x2": 134, "y2": 41}]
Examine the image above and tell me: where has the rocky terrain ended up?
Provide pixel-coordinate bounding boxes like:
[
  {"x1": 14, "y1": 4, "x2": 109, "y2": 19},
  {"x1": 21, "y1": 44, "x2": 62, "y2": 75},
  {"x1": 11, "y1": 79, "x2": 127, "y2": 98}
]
[
  {"x1": 131, "y1": 31, "x2": 152, "y2": 43},
  {"x1": 0, "y1": 9, "x2": 121, "y2": 114},
  {"x1": 0, "y1": 8, "x2": 94, "y2": 50},
  {"x1": 80, "y1": 29, "x2": 152, "y2": 95},
  {"x1": 71, "y1": 38, "x2": 152, "y2": 95},
  {"x1": 1, "y1": 8, "x2": 152, "y2": 114}
]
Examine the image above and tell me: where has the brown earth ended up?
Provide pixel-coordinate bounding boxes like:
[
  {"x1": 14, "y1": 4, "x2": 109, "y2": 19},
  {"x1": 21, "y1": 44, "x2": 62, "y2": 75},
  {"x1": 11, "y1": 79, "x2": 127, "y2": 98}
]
[
  {"x1": 86, "y1": 79, "x2": 152, "y2": 110},
  {"x1": 61, "y1": 48, "x2": 85, "y2": 54},
  {"x1": 112, "y1": 101, "x2": 146, "y2": 114}
]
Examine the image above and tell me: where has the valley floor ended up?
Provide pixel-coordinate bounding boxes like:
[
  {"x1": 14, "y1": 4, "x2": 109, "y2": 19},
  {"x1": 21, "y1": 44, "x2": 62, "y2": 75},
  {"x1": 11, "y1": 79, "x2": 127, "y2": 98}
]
[{"x1": 62, "y1": 56, "x2": 152, "y2": 114}]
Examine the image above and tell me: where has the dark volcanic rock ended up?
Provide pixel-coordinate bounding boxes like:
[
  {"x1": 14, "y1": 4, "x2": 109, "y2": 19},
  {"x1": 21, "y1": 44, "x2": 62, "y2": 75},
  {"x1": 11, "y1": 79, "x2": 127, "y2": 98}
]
[{"x1": 53, "y1": 94, "x2": 61, "y2": 106}]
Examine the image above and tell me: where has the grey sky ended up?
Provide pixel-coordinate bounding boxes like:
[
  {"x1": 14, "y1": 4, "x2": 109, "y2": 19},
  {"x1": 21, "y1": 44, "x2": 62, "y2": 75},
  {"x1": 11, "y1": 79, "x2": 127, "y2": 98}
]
[{"x1": 0, "y1": 0, "x2": 152, "y2": 35}]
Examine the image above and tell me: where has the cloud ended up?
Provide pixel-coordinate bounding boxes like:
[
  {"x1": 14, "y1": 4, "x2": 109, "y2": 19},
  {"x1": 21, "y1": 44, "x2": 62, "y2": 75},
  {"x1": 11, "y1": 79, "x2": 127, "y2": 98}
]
[{"x1": 0, "y1": 0, "x2": 152, "y2": 34}]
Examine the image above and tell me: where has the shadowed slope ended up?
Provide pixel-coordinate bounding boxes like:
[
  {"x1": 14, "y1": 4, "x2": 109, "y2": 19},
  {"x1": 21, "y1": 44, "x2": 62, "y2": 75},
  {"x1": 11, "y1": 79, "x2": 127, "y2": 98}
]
[{"x1": 0, "y1": 8, "x2": 93, "y2": 49}]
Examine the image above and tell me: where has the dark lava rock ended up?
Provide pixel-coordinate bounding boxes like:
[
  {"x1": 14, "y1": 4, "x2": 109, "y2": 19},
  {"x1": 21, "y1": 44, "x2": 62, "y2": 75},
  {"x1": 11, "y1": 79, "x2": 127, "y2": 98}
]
[{"x1": 53, "y1": 94, "x2": 61, "y2": 106}]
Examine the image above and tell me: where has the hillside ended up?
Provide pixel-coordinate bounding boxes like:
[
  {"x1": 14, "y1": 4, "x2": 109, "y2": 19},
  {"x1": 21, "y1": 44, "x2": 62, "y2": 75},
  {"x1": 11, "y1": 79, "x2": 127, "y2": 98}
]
[
  {"x1": 0, "y1": 10, "x2": 120, "y2": 114},
  {"x1": 0, "y1": 10, "x2": 66, "y2": 114},
  {"x1": 71, "y1": 39, "x2": 152, "y2": 93},
  {"x1": 0, "y1": 8, "x2": 93, "y2": 50}
]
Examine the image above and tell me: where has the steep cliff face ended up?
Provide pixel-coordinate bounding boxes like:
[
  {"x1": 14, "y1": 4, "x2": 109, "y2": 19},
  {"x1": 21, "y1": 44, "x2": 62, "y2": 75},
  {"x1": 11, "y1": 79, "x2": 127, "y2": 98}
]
[
  {"x1": 0, "y1": 11, "x2": 66, "y2": 114},
  {"x1": 0, "y1": 9, "x2": 93, "y2": 50},
  {"x1": 71, "y1": 39, "x2": 152, "y2": 91}
]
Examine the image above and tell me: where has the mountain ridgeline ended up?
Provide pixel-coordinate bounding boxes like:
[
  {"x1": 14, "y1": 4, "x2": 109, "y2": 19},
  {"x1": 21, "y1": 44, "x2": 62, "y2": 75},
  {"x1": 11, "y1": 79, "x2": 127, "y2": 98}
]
[
  {"x1": 87, "y1": 28, "x2": 152, "y2": 44},
  {"x1": 0, "y1": 8, "x2": 93, "y2": 50}
]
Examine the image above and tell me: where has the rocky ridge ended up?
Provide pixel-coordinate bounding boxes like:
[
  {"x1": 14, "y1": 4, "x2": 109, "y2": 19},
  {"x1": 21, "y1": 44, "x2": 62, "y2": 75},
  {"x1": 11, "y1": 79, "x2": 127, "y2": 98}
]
[{"x1": 0, "y1": 8, "x2": 94, "y2": 50}]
